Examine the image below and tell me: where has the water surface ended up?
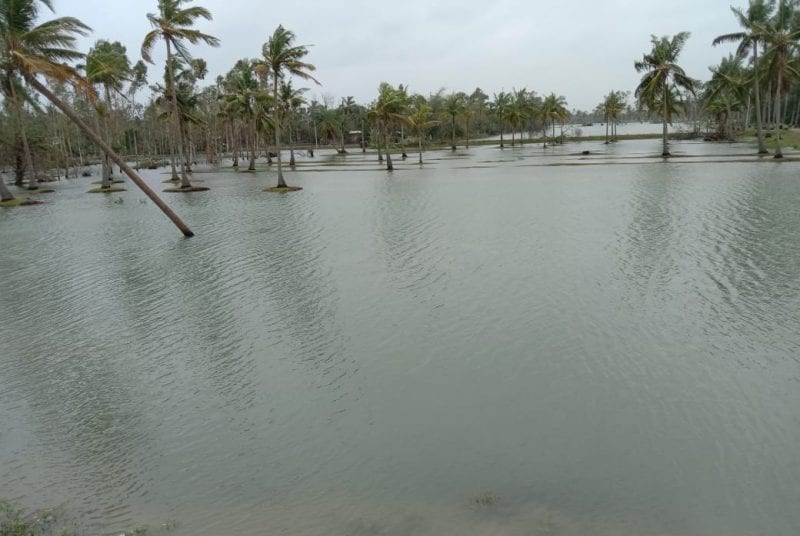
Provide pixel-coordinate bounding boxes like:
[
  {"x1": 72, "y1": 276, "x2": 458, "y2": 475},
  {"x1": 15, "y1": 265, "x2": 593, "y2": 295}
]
[{"x1": 1, "y1": 139, "x2": 799, "y2": 535}]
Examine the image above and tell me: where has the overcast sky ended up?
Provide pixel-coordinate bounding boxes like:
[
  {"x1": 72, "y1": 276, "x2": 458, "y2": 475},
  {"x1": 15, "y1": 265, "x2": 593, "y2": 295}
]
[{"x1": 54, "y1": 0, "x2": 742, "y2": 111}]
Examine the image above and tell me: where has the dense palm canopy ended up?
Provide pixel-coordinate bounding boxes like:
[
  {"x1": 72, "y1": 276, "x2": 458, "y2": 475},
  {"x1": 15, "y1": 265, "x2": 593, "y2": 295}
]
[
  {"x1": 757, "y1": 0, "x2": 800, "y2": 158},
  {"x1": 0, "y1": 0, "x2": 89, "y2": 192},
  {"x1": 704, "y1": 55, "x2": 750, "y2": 139},
  {"x1": 0, "y1": 0, "x2": 193, "y2": 233},
  {"x1": 713, "y1": 0, "x2": 775, "y2": 153},
  {"x1": 635, "y1": 32, "x2": 698, "y2": 156},
  {"x1": 7, "y1": 0, "x2": 800, "y2": 211}
]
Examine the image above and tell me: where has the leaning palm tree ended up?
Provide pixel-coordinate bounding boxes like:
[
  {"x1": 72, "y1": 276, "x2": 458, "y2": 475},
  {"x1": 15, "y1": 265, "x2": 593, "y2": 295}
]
[
  {"x1": 758, "y1": 0, "x2": 800, "y2": 158},
  {"x1": 1, "y1": 0, "x2": 194, "y2": 233},
  {"x1": 634, "y1": 32, "x2": 698, "y2": 157},
  {"x1": 713, "y1": 0, "x2": 775, "y2": 154},
  {"x1": 260, "y1": 25, "x2": 319, "y2": 191},
  {"x1": 141, "y1": 0, "x2": 220, "y2": 189}
]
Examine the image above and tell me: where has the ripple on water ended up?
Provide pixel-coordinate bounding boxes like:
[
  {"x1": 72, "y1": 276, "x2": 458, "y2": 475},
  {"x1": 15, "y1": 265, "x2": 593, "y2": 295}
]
[{"x1": 1, "y1": 146, "x2": 800, "y2": 536}]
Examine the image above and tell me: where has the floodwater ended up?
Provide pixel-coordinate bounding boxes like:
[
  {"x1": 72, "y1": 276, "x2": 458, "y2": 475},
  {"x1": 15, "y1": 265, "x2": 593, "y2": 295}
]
[{"x1": 1, "y1": 139, "x2": 799, "y2": 536}]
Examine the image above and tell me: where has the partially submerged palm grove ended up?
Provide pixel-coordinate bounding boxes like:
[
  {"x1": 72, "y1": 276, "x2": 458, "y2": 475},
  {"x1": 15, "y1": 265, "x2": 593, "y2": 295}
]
[{"x1": 2, "y1": 0, "x2": 798, "y2": 226}]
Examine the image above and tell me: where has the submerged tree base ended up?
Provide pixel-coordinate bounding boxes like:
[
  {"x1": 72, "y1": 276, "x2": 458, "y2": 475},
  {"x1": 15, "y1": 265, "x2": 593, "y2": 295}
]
[
  {"x1": 264, "y1": 186, "x2": 302, "y2": 192},
  {"x1": 0, "y1": 198, "x2": 42, "y2": 207},
  {"x1": 164, "y1": 186, "x2": 211, "y2": 193},
  {"x1": 91, "y1": 179, "x2": 125, "y2": 185},
  {"x1": 88, "y1": 187, "x2": 127, "y2": 193}
]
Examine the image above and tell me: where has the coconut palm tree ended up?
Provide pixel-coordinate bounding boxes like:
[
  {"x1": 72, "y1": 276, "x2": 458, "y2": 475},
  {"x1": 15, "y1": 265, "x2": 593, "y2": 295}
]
[
  {"x1": 634, "y1": 32, "x2": 699, "y2": 157},
  {"x1": 491, "y1": 91, "x2": 511, "y2": 148},
  {"x1": 141, "y1": 0, "x2": 220, "y2": 189},
  {"x1": 542, "y1": 93, "x2": 569, "y2": 142},
  {"x1": 758, "y1": 0, "x2": 800, "y2": 158},
  {"x1": 599, "y1": 91, "x2": 627, "y2": 143},
  {"x1": 86, "y1": 39, "x2": 131, "y2": 189},
  {"x1": 713, "y1": 0, "x2": 776, "y2": 154},
  {"x1": 406, "y1": 103, "x2": 439, "y2": 164},
  {"x1": 0, "y1": 0, "x2": 193, "y2": 233},
  {"x1": 369, "y1": 83, "x2": 408, "y2": 171},
  {"x1": 261, "y1": 24, "x2": 318, "y2": 190},
  {"x1": 444, "y1": 93, "x2": 465, "y2": 151},
  {"x1": 511, "y1": 88, "x2": 530, "y2": 146}
]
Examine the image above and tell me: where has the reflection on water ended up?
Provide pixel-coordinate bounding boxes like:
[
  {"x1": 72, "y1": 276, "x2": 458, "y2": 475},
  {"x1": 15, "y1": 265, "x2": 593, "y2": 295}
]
[{"x1": 1, "y1": 141, "x2": 799, "y2": 535}]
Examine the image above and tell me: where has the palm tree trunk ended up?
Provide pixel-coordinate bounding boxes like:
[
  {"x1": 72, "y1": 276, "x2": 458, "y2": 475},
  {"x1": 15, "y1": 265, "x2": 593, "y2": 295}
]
[
  {"x1": 248, "y1": 117, "x2": 256, "y2": 171},
  {"x1": 0, "y1": 175, "x2": 14, "y2": 201},
  {"x1": 273, "y1": 76, "x2": 287, "y2": 187},
  {"x1": 500, "y1": 124, "x2": 504, "y2": 149},
  {"x1": 418, "y1": 132, "x2": 423, "y2": 164},
  {"x1": 25, "y1": 73, "x2": 193, "y2": 236},
  {"x1": 166, "y1": 40, "x2": 192, "y2": 188},
  {"x1": 101, "y1": 85, "x2": 113, "y2": 189},
  {"x1": 230, "y1": 121, "x2": 239, "y2": 167},
  {"x1": 774, "y1": 69, "x2": 783, "y2": 159},
  {"x1": 384, "y1": 123, "x2": 393, "y2": 171},
  {"x1": 662, "y1": 84, "x2": 670, "y2": 157},
  {"x1": 451, "y1": 115, "x2": 456, "y2": 151},
  {"x1": 10, "y1": 82, "x2": 37, "y2": 191},
  {"x1": 605, "y1": 113, "x2": 609, "y2": 144},
  {"x1": 289, "y1": 120, "x2": 296, "y2": 167},
  {"x1": 748, "y1": 39, "x2": 769, "y2": 154}
]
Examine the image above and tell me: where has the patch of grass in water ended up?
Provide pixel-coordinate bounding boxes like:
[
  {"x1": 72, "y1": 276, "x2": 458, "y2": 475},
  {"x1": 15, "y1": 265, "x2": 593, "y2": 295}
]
[
  {"x1": 88, "y1": 187, "x2": 127, "y2": 193},
  {"x1": 163, "y1": 186, "x2": 210, "y2": 193},
  {"x1": 264, "y1": 186, "x2": 303, "y2": 192},
  {"x1": 0, "y1": 197, "x2": 42, "y2": 207},
  {"x1": 471, "y1": 491, "x2": 500, "y2": 508}
]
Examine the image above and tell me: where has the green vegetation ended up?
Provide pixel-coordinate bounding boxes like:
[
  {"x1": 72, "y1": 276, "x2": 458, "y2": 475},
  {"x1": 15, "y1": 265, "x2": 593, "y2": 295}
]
[
  {"x1": 0, "y1": 500, "x2": 178, "y2": 536},
  {"x1": 88, "y1": 186, "x2": 127, "y2": 193},
  {"x1": 0, "y1": 0, "x2": 799, "y2": 231},
  {"x1": 471, "y1": 492, "x2": 500, "y2": 507},
  {"x1": 0, "y1": 197, "x2": 41, "y2": 207}
]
